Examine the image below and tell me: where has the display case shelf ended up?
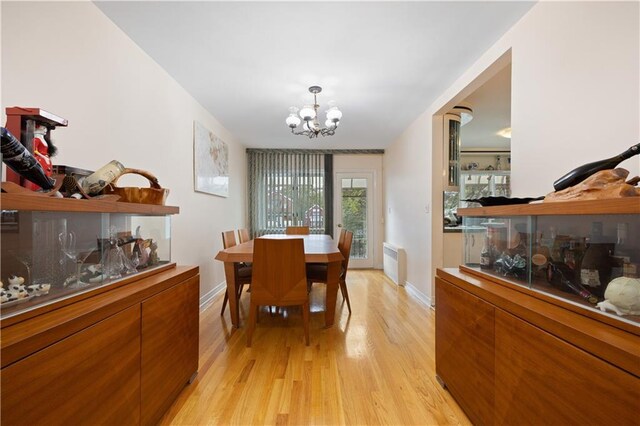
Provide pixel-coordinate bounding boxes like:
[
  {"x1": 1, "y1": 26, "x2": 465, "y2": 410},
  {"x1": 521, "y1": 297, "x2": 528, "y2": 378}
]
[
  {"x1": 458, "y1": 197, "x2": 638, "y2": 216},
  {"x1": 458, "y1": 198, "x2": 640, "y2": 331},
  {"x1": 1, "y1": 194, "x2": 177, "y2": 320},
  {"x1": 1, "y1": 193, "x2": 179, "y2": 215}
]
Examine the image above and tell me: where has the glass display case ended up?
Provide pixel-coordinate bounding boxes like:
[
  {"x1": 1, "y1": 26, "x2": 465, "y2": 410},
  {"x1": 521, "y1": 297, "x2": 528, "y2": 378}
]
[
  {"x1": 0, "y1": 194, "x2": 177, "y2": 319},
  {"x1": 459, "y1": 198, "x2": 640, "y2": 327}
]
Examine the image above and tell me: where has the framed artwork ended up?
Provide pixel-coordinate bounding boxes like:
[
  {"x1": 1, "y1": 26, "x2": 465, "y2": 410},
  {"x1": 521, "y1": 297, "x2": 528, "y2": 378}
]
[{"x1": 193, "y1": 121, "x2": 229, "y2": 197}]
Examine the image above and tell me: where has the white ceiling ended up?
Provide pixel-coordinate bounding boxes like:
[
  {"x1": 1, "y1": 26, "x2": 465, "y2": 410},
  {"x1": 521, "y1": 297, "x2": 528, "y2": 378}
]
[
  {"x1": 95, "y1": 1, "x2": 533, "y2": 149},
  {"x1": 461, "y1": 63, "x2": 512, "y2": 150}
]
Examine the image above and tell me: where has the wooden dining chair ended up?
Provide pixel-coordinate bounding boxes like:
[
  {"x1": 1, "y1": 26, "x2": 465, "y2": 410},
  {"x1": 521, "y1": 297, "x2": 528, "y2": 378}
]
[
  {"x1": 338, "y1": 228, "x2": 346, "y2": 248},
  {"x1": 306, "y1": 230, "x2": 353, "y2": 314},
  {"x1": 237, "y1": 228, "x2": 251, "y2": 244},
  {"x1": 286, "y1": 226, "x2": 310, "y2": 235},
  {"x1": 220, "y1": 230, "x2": 252, "y2": 317},
  {"x1": 246, "y1": 237, "x2": 310, "y2": 346}
]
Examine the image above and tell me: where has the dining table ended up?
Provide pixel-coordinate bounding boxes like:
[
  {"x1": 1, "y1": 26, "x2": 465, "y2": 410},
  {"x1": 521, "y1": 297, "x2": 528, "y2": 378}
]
[{"x1": 214, "y1": 234, "x2": 344, "y2": 329}]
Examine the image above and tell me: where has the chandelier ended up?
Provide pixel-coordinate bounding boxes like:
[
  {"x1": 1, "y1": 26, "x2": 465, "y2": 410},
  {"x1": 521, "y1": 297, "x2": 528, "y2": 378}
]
[{"x1": 286, "y1": 86, "x2": 342, "y2": 138}]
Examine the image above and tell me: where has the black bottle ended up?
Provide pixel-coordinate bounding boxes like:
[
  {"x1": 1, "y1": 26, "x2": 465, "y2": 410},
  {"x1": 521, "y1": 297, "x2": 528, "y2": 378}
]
[
  {"x1": 480, "y1": 234, "x2": 493, "y2": 269},
  {"x1": 1, "y1": 127, "x2": 55, "y2": 190},
  {"x1": 612, "y1": 223, "x2": 635, "y2": 278},
  {"x1": 546, "y1": 262, "x2": 598, "y2": 305},
  {"x1": 553, "y1": 143, "x2": 640, "y2": 191},
  {"x1": 579, "y1": 222, "x2": 612, "y2": 299}
]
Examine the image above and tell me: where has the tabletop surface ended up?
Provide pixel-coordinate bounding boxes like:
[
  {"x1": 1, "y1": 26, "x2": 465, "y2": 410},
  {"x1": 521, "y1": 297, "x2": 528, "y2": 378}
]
[{"x1": 215, "y1": 234, "x2": 343, "y2": 263}]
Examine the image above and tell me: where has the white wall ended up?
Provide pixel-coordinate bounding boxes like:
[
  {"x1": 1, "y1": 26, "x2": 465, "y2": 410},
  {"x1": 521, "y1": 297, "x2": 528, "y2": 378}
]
[
  {"x1": 333, "y1": 154, "x2": 384, "y2": 269},
  {"x1": 384, "y1": 114, "x2": 432, "y2": 298},
  {"x1": 384, "y1": 1, "x2": 640, "y2": 303},
  {"x1": 510, "y1": 2, "x2": 640, "y2": 195},
  {"x1": 1, "y1": 2, "x2": 248, "y2": 301}
]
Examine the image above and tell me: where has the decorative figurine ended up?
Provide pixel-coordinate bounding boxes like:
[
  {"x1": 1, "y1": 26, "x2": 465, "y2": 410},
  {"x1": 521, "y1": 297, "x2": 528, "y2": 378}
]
[
  {"x1": 494, "y1": 253, "x2": 527, "y2": 280},
  {"x1": 596, "y1": 277, "x2": 640, "y2": 316},
  {"x1": 8, "y1": 283, "x2": 29, "y2": 300},
  {"x1": 27, "y1": 283, "x2": 51, "y2": 296},
  {"x1": 8, "y1": 275, "x2": 25, "y2": 286},
  {"x1": 1, "y1": 127, "x2": 56, "y2": 190},
  {"x1": 545, "y1": 168, "x2": 640, "y2": 202},
  {"x1": 23, "y1": 124, "x2": 57, "y2": 191},
  {"x1": 148, "y1": 240, "x2": 159, "y2": 266},
  {"x1": 0, "y1": 280, "x2": 7, "y2": 304}
]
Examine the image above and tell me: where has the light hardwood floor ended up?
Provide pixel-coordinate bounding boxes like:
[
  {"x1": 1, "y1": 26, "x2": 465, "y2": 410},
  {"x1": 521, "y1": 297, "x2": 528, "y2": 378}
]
[{"x1": 160, "y1": 270, "x2": 471, "y2": 425}]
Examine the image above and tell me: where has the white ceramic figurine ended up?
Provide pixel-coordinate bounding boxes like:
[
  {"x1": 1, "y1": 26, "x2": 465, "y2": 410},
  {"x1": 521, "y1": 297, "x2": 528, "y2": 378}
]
[{"x1": 27, "y1": 284, "x2": 51, "y2": 296}]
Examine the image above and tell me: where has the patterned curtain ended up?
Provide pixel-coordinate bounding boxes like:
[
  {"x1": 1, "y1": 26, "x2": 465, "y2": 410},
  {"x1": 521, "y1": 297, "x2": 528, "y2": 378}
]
[{"x1": 248, "y1": 151, "x2": 332, "y2": 237}]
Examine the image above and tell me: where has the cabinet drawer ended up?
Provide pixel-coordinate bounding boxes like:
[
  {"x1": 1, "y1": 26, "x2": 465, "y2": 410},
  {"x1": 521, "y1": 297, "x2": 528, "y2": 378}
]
[
  {"x1": 1, "y1": 306, "x2": 141, "y2": 425},
  {"x1": 435, "y1": 277, "x2": 495, "y2": 425},
  {"x1": 495, "y1": 308, "x2": 640, "y2": 425},
  {"x1": 141, "y1": 275, "x2": 199, "y2": 425}
]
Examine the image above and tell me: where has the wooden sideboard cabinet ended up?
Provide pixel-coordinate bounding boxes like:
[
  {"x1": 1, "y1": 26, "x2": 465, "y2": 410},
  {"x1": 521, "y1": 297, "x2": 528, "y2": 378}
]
[
  {"x1": 1, "y1": 264, "x2": 199, "y2": 425},
  {"x1": 436, "y1": 268, "x2": 640, "y2": 426}
]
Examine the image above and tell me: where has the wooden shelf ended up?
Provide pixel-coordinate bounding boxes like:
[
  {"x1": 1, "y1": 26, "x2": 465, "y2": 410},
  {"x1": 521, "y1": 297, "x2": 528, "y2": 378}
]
[
  {"x1": 458, "y1": 198, "x2": 639, "y2": 217},
  {"x1": 0, "y1": 193, "x2": 179, "y2": 215}
]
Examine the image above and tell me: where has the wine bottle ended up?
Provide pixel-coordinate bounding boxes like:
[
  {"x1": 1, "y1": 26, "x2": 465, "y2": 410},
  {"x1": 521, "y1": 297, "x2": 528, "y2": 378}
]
[
  {"x1": 553, "y1": 142, "x2": 640, "y2": 191},
  {"x1": 612, "y1": 223, "x2": 637, "y2": 278},
  {"x1": 79, "y1": 160, "x2": 125, "y2": 195},
  {"x1": 1, "y1": 127, "x2": 55, "y2": 190},
  {"x1": 579, "y1": 222, "x2": 612, "y2": 298},
  {"x1": 546, "y1": 262, "x2": 598, "y2": 304},
  {"x1": 480, "y1": 234, "x2": 493, "y2": 269}
]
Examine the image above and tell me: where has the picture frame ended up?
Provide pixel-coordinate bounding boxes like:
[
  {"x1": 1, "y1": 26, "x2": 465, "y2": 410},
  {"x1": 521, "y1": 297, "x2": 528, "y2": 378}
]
[{"x1": 193, "y1": 121, "x2": 229, "y2": 197}]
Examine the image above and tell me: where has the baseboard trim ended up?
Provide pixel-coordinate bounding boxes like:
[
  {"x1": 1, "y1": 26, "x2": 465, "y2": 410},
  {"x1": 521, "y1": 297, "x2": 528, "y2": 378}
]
[
  {"x1": 404, "y1": 281, "x2": 433, "y2": 309},
  {"x1": 200, "y1": 281, "x2": 226, "y2": 311}
]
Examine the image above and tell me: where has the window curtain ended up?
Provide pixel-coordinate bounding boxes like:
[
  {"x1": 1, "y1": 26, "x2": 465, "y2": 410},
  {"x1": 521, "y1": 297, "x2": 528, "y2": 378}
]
[{"x1": 248, "y1": 151, "x2": 333, "y2": 236}]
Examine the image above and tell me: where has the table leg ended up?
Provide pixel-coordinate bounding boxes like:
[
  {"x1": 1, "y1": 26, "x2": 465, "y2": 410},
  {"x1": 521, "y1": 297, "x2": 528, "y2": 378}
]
[
  {"x1": 324, "y1": 260, "x2": 341, "y2": 327},
  {"x1": 223, "y1": 262, "x2": 240, "y2": 328}
]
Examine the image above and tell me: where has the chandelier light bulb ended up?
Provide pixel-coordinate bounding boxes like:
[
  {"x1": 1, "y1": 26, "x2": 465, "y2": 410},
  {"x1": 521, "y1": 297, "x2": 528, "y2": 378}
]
[
  {"x1": 286, "y1": 107, "x2": 301, "y2": 128},
  {"x1": 325, "y1": 119, "x2": 337, "y2": 129},
  {"x1": 299, "y1": 105, "x2": 316, "y2": 121},
  {"x1": 326, "y1": 105, "x2": 342, "y2": 122}
]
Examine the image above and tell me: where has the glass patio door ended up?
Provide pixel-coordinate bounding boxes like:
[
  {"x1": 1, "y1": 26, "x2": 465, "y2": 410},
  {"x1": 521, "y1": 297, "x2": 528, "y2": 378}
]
[{"x1": 335, "y1": 173, "x2": 374, "y2": 268}]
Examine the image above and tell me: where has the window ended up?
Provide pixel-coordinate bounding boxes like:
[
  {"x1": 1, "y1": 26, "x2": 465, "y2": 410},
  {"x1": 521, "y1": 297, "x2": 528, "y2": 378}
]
[{"x1": 248, "y1": 151, "x2": 332, "y2": 236}]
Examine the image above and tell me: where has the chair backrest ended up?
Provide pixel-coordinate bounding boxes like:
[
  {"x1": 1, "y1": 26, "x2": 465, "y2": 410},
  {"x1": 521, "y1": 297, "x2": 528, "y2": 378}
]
[
  {"x1": 238, "y1": 228, "x2": 251, "y2": 244},
  {"x1": 286, "y1": 226, "x2": 310, "y2": 235},
  {"x1": 222, "y1": 230, "x2": 237, "y2": 249},
  {"x1": 250, "y1": 238, "x2": 308, "y2": 305},
  {"x1": 339, "y1": 230, "x2": 354, "y2": 278},
  {"x1": 338, "y1": 228, "x2": 346, "y2": 248}
]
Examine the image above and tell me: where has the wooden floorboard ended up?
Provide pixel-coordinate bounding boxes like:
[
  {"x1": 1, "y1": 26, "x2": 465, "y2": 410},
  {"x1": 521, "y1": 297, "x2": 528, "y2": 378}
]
[{"x1": 160, "y1": 270, "x2": 471, "y2": 425}]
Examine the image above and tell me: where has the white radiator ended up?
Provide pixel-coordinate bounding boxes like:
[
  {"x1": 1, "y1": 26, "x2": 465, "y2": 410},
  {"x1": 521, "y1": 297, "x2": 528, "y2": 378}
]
[{"x1": 383, "y1": 242, "x2": 406, "y2": 286}]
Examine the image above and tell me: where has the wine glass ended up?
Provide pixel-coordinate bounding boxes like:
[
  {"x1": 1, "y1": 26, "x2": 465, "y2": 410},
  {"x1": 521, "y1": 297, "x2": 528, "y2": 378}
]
[
  {"x1": 59, "y1": 231, "x2": 94, "y2": 288},
  {"x1": 127, "y1": 251, "x2": 140, "y2": 274},
  {"x1": 11, "y1": 251, "x2": 32, "y2": 285}
]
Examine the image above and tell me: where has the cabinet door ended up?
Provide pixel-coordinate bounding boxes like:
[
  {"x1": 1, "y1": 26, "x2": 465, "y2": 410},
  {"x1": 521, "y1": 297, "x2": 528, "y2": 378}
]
[
  {"x1": 495, "y1": 308, "x2": 640, "y2": 425},
  {"x1": 435, "y1": 278, "x2": 495, "y2": 425},
  {"x1": 1, "y1": 306, "x2": 141, "y2": 425},
  {"x1": 141, "y1": 275, "x2": 199, "y2": 425}
]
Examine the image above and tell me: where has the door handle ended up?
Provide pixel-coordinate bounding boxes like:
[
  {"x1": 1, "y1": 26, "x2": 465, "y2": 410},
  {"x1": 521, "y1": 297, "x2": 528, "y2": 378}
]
[{"x1": 337, "y1": 224, "x2": 343, "y2": 228}]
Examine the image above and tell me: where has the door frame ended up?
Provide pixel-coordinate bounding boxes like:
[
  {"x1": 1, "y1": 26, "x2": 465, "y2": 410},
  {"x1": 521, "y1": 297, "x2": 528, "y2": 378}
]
[{"x1": 334, "y1": 171, "x2": 375, "y2": 269}]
